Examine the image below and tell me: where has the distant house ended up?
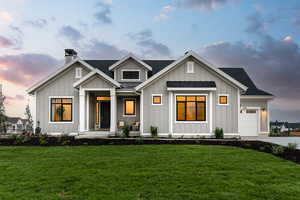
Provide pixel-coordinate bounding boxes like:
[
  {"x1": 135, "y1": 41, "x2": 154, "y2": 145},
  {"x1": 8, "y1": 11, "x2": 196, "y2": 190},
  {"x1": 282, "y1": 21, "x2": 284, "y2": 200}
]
[
  {"x1": 6, "y1": 117, "x2": 28, "y2": 134},
  {"x1": 270, "y1": 121, "x2": 300, "y2": 132}
]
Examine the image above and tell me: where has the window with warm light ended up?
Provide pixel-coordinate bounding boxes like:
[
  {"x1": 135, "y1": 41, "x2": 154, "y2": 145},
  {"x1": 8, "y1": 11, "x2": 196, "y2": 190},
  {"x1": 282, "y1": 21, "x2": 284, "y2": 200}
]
[
  {"x1": 124, "y1": 99, "x2": 136, "y2": 116},
  {"x1": 176, "y1": 96, "x2": 206, "y2": 121},
  {"x1": 96, "y1": 97, "x2": 111, "y2": 101},
  {"x1": 219, "y1": 95, "x2": 228, "y2": 105},
  {"x1": 50, "y1": 98, "x2": 72, "y2": 122},
  {"x1": 152, "y1": 95, "x2": 162, "y2": 105}
]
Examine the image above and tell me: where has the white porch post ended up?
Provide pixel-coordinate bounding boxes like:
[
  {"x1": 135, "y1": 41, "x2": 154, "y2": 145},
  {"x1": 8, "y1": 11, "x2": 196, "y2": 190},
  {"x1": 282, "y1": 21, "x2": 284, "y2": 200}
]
[
  {"x1": 169, "y1": 91, "x2": 173, "y2": 135},
  {"x1": 79, "y1": 87, "x2": 86, "y2": 132},
  {"x1": 209, "y1": 91, "x2": 213, "y2": 134},
  {"x1": 86, "y1": 92, "x2": 90, "y2": 131},
  {"x1": 110, "y1": 88, "x2": 117, "y2": 133},
  {"x1": 140, "y1": 90, "x2": 144, "y2": 135}
]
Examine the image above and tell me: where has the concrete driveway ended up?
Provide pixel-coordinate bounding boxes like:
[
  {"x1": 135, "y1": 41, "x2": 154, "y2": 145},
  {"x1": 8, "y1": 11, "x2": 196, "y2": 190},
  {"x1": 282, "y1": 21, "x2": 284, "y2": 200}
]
[{"x1": 257, "y1": 137, "x2": 300, "y2": 149}]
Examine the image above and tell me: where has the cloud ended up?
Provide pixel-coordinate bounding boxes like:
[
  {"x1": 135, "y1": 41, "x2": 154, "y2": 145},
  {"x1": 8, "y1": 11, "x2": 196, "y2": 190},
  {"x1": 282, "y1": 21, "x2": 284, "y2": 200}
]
[
  {"x1": 58, "y1": 25, "x2": 84, "y2": 42},
  {"x1": 245, "y1": 12, "x2": 265, "y2": 34},
  {"x1": 0, "y1": 53, "x2": 60, "y2": 87},
  {"x1": 0, "y1": 11, "x2": 13, "y2": 23},
  {"x1": 0, "y1": 35, "x2": 21, "y2": 49},
  {"x1": 82, "y1": 39, "x2": 127, "y2": 59},
  {"x1": 163, "y1": 5, "x2": 175, "y2": 12},
  {"x1": 9, "y1": 25, "x2": 23, "y2": 35},
  {"x1": 94, "y1": 2, "x2": 112, "y2": 24},
  {"x1": 129, "y1": 29, "x2": 171, "y2": 58},
  {"x1": 25, "y1": 18, "x2": 47, "y2": 29},
  {"x1": 283, "y1": 36, "x2": 292, "y2": 42},
  {"x1": 7, "y1": 94, "x2": 25, "y2": 101},
  {"x1": 154, "y1": 13, "x2": 171, "y2": 22},
  {"x1": 175, "y1": 0, "x2": 229, "y2": 10}
]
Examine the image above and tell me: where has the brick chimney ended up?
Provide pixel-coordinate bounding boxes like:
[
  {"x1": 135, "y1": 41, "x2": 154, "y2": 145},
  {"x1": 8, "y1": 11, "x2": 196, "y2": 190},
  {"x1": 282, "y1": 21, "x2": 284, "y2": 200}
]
[{"x1": 64, "y1": 49, "x2": 78, "y2": 64}]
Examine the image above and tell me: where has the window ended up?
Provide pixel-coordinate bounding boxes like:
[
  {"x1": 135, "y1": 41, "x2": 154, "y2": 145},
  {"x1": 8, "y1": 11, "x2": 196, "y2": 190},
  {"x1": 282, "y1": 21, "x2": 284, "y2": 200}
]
[
  {"x1": 176, "y1": 95, "x2": 206, "y2": 121},
  {"x1": 124, "y1": 99, "x2": 136, "y2": 116},
  {"x1": 218, "y1": 95, "x2": 229, "y2": 105},
  {"x1": 186, "y1": 61, "x2": 194, "y2": 73},
  {"x1": 75, "y1": 68, "x2": 82, "y2": 78},
  {"x1": 122, "y1": 70, "x2": 140, "y2": 80},
  {"x1": 152, "y1": 94, "x2": 162, "y2": 105},
  {"x1": 96, "y1": 97, "x2": 111, "y2": 101},
  {"x1": 50, "y1": 98, "x2": 72, "y2": 122}
]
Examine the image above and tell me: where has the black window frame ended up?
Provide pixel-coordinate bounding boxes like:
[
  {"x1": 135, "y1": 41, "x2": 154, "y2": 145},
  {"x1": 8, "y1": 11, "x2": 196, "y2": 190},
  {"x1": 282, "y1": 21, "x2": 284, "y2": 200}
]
[
  {"x1": 124, "y1": 99, "x2": 136, "y2": 116},
  {"x1": 176, "y1": 96, "x2": 206, "y2": 121},
  {"x1": 122, "y1": 70, "x2": 140, "y2": 80},
  {"x1": 152, "y1": 95, "x2": 162, "y2": 105},
  {"x1": 50, "y1": 98, "x2": 73, "y2": 122}
]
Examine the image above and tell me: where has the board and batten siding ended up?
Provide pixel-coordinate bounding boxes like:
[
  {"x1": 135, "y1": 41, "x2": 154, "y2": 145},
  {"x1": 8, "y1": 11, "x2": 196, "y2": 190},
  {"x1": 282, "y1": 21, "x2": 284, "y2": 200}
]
[
  {"x1": 81, "y1": 74, "x2": 114, "y2": 89},
  {"x1": 241, "y1": 99, "x2": 268, "y2": 132},
  {"x1": 142, "y1": 57, "x2": 239, "y2": 134},
  {"x1": 36, "y1": 63, "x2": 91, "y2": 134},
  {"x1": 114, "y1": 58, "x2": 148, "y2": 83}
]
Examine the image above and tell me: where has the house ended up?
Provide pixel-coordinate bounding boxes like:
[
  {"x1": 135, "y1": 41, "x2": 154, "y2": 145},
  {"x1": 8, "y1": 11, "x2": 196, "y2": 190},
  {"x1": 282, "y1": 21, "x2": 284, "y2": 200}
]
[
  {"x1": 27, "y1": 49, "x2": 274, "y2": 138},
  {"x1": 6, "y1": 117, "x2": 28, "y2": 134},
  {"x1": 270, "y1": 121, "x2": 300, "y2": 133}
]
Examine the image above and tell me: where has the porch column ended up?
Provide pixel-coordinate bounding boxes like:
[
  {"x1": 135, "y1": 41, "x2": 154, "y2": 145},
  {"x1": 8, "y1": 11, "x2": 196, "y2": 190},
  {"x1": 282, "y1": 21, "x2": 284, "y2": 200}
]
[
  {"x1": 110, "y1": 88, "x2": 117, "y2": 133},
  {"x1": 86, "y1": 92, "x2": 90, "y2": 131},
  {"x1": 79, "y1": 87, "x2": 86, "y2": 132}
]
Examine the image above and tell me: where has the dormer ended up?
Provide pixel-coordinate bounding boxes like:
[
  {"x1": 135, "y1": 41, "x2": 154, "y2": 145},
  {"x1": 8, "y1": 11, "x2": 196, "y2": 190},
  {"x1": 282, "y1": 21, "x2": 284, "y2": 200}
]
[{"x1": 108, "y1": 53, "x2": 152, "y2": 83}]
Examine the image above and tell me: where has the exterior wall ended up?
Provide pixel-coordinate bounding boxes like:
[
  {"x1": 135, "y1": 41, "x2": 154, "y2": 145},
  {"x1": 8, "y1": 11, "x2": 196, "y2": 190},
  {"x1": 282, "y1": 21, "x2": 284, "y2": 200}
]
[
  {"x1": 81, "y1": 74, "x2": 113, "y2": 89},
  {"x1": 36, "y1": 63, "x2": 91, "y2": 134},
  {"x1": 241, "y1": 98, "x2": 269, "y2": 133},
  {"x1": 142, "y1": 57, "x2": 239, "y2": 135},
  {"x1": 117, "y1": 96, "x2": 140, "y2": 128},
  {"x1": 114, "y1": 58, "x2": 147, "y2": 83}
]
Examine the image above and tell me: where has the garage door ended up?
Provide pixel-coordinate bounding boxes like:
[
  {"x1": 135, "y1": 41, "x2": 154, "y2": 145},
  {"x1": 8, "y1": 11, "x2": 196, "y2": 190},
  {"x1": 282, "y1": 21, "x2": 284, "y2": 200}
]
[{"x1": 240, "y1": 109, "x2": 258, "y2": 136}]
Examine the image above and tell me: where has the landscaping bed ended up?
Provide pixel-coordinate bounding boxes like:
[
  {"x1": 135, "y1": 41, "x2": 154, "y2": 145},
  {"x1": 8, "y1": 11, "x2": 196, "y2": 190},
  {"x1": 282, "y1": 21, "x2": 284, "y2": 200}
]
[{"x1": 0, "y1": 135, "x2": 300, "y2": 164}]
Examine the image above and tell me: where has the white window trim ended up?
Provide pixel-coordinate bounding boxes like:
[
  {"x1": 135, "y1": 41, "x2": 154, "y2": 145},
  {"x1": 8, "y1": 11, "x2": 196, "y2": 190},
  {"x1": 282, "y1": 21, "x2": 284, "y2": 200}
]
[
  {"x1": 121, "y1": 69, "x2": 141, "y2": 82},
  {"x1": 152, "y1": 94, "x2": 163, "y2": 105},
  {"x1": 123, "y1": 98, "x2": 137, "y2": 117},
  {"x1": 75, "y1": 67, "x2": 82, "y2": 79},
  {"x1": 48, "y1": 96, "x2": 74, "y2": 124},
  {"x1": 174, "y1": 93, "x2": 208, "y2": 124},
  {"x1": 186, "y1": 61, "x2": 194, "y2": 73},
  {"x1": 218, "y1": 94, "x2": 229, "y2": 106}
]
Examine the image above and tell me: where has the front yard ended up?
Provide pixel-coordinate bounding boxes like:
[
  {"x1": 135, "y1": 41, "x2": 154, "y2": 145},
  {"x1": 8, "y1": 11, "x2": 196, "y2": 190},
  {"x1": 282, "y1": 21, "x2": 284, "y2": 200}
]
[{"x1": 0, "y1": 145, "x2": 299, "y2": 200}]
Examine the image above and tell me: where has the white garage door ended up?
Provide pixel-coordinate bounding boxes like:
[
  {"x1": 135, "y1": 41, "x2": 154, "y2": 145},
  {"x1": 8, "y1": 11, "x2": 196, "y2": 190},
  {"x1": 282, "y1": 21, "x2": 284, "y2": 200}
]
[{"x1": 240, "y1": 109, "x2": 258, "y2": 136}]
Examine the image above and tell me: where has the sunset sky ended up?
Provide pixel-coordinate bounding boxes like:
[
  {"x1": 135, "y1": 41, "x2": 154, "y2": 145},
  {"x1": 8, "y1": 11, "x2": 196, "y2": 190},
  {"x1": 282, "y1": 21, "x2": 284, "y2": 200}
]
[{"x1": 0, "y1": 0, "x2": 300, "y2": 122}]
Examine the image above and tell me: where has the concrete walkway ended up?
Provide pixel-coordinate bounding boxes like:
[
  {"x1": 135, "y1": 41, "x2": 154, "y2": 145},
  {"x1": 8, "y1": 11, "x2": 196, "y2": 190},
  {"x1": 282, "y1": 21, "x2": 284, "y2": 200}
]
[{"x1": 257, "y1": 137, "x2": 300, "y2": 149}]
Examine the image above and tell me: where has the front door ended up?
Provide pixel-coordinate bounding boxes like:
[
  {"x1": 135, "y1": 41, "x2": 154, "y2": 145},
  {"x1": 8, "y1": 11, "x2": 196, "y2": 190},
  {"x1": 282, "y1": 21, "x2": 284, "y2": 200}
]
[{"x1": 100, "y1": 101, "x2": 111, "y2": 129}]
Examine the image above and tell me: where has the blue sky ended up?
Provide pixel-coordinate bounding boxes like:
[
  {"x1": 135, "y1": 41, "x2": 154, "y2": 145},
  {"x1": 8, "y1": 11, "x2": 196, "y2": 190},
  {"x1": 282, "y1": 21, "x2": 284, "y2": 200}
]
[{"x1": 0, "y1": 0, "x2": 300, "y2": 122}]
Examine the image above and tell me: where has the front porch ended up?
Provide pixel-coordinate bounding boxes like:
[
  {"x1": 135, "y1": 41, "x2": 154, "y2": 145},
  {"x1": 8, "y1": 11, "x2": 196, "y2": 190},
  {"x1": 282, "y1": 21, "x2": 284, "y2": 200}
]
[{"x1": 79, "y1": 88, "x2": 141, "y2": 136}]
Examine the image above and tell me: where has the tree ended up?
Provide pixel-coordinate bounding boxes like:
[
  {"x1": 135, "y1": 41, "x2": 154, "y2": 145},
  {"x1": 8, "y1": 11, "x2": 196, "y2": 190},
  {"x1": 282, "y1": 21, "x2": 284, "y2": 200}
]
[
  {"x1": 24, "y1": 104, "x2": 33, "y2": 133},
  {"x1": 0, "y1": 89, "x2": 6, "y2": 134}
]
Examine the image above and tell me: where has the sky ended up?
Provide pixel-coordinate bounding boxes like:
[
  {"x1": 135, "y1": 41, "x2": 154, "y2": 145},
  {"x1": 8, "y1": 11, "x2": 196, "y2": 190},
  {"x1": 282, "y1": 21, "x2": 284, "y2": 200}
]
[{"x1": 0, "y1": 0, "x2": 300, "y2": 122}]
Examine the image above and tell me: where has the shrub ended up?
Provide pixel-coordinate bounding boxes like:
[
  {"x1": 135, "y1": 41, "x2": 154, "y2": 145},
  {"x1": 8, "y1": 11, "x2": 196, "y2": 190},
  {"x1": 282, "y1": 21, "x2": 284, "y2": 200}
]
[
  {"x1": 287, "y1": 143, "x2": 298, "y2": 151},
  {"x1": 214, "y1": 127, "x2": 224, "y2": 139},
  {"x1": 122, "y1": 125, "x2": 130, "y2": 137},
  {"x1": 259, "y1": 146, "x2": 266, "y2": 151},
  {"x1": 39, "y1": 135, "x2": 48, "y2": 146},
  {"x1": 244, "y1": 143, "x2": 251, "y2": 148},
  {"x1": 271, "y1": 145, "x2": 285, "y2": 155},
  {"x1": 150, "y1": 126, "x2": 158, "y2": 137},
  {"x1": 35, "y1": 121, "x2": 41, "y2": 136}
]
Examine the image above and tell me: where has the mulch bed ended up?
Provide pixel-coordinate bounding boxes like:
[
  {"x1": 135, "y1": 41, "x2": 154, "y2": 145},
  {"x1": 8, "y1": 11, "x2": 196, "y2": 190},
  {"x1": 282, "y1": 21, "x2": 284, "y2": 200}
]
[{"x1": 0, "y1": 136, "x2": 299, "y2": 164}]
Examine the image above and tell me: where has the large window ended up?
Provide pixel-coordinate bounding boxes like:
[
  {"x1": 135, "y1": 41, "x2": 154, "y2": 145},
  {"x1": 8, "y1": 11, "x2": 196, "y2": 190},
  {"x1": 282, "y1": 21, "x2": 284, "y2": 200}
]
[
  {"x1": 124, "y1": 99, "x2": 136, "y2": 116},
  {"x1": 176, "y1": 96, "x2": 206, "y2": 121},
  {"x1": 50, "y1": 98, "x2": 72, "y2": 122},
  {"x1": 122, "y1": 70, "x2": 140, "y2": 80}
]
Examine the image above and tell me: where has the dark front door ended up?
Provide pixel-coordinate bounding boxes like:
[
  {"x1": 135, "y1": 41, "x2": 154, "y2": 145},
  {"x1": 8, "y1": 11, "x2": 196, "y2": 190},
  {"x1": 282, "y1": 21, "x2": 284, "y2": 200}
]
[{"x1": 100, "y1": 101, "x2": 111, "y2": 129}]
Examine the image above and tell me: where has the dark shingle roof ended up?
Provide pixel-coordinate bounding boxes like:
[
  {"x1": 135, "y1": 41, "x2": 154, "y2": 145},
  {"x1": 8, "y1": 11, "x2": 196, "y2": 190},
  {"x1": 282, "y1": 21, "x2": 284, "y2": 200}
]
[
  {"x1": 167, "y1": 81, "x2": 216, "y2": 88},
  {"x1": 84, "y1": 60, "x2": 273, "y2": 96}
]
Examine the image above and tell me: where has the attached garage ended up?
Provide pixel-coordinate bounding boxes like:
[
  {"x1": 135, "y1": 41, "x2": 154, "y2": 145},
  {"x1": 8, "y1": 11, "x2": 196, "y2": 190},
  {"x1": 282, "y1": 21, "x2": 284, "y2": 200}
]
[{"x1": 239, "y1": 108, "x2": 259, "y2": 137}]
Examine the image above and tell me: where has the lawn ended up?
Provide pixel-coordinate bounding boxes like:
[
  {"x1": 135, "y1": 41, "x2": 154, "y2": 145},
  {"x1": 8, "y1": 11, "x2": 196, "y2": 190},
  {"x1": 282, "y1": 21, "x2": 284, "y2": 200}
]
[{"x1": 0, "y1": 145, "x2": 299, "y2": 200}]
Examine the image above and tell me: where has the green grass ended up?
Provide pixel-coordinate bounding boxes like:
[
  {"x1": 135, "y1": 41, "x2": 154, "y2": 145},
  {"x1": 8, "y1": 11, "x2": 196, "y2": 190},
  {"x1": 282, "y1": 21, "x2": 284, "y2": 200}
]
[{"x1": 0, "y1": 145, "x2": 299, "y2": 200}]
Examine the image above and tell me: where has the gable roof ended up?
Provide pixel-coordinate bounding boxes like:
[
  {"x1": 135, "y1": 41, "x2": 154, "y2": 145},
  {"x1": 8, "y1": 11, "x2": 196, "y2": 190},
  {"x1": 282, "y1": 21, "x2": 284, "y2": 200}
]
[
  {"x1": 219, "y1": 68, "x2": 273, "y2": 96},
  {"x1": 108, "y1": 53, "x2": 152, "y2": 71},
  {"x1": 73, "y1": 69, "x2": 121, "y2": 88},
  {"x1": 27, "y1": 58, "x2": 120, "y2": 94},
  {"x1": 135, "y1": 51, "x2": 248, "y2": 91}
]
